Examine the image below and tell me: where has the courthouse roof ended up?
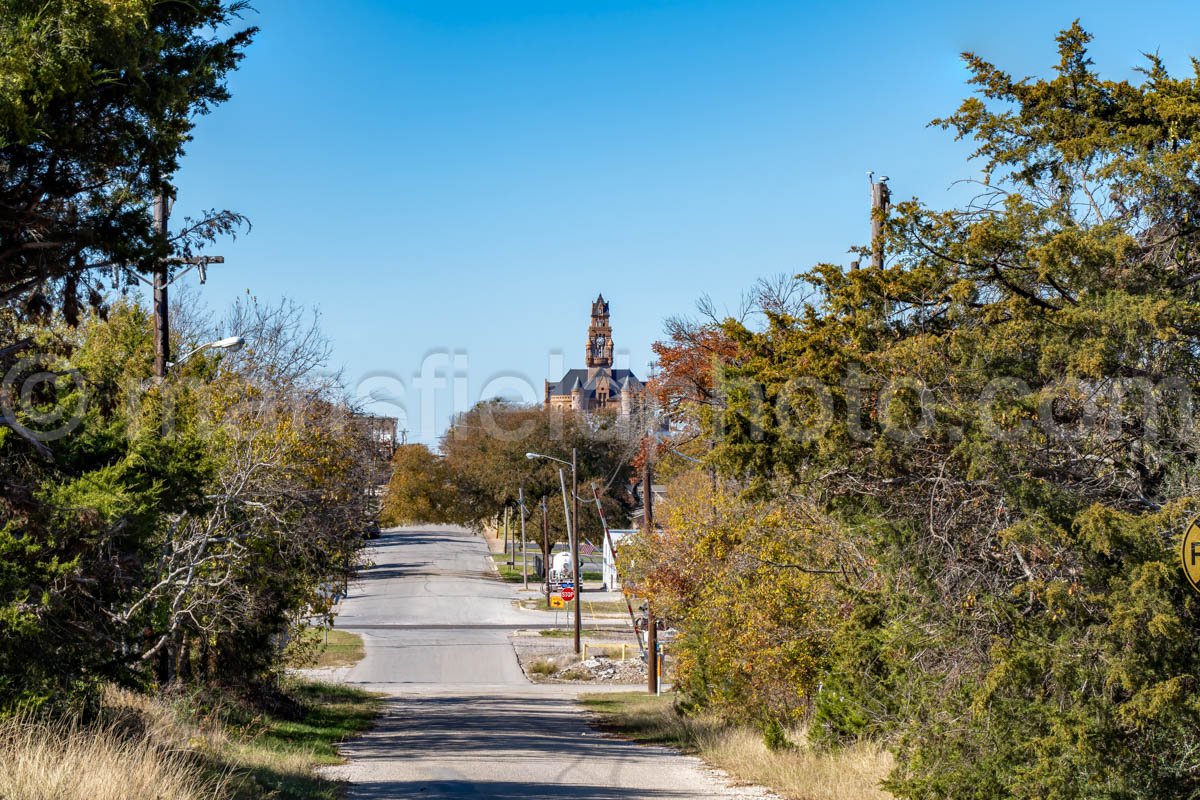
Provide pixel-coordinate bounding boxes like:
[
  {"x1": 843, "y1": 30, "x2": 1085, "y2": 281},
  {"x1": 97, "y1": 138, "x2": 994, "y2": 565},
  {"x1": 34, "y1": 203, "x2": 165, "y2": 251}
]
[{"x1": 547, "y1": 368, "x2": 641, "y2": 398}]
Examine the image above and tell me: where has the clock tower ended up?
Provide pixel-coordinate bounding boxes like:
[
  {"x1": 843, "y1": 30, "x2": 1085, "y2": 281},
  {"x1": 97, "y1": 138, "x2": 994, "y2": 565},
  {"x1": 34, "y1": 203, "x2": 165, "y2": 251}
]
[
  {"x1": 545, "y1": 293, "x2": 642, "y2": 413},
  {"x1": 586, "y1": 294, "x2": 613, "y2": 369}
]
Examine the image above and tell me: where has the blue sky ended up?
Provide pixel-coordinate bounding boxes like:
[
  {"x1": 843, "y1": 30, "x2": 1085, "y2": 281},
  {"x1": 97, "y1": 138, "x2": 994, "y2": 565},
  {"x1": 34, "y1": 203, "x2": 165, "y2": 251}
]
[{"x1": 170, "y1": 0, "x2": 1200, "y2": 444}]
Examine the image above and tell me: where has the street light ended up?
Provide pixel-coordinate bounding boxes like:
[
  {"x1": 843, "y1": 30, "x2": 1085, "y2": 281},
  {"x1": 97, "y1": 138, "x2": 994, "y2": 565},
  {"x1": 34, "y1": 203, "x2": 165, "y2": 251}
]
[
  {"x1": 167, "y1": 335, "x2": 245, "y2": 369},
  {"x1": 526, "y1": 448, "x2": 581, "y2": 655}
]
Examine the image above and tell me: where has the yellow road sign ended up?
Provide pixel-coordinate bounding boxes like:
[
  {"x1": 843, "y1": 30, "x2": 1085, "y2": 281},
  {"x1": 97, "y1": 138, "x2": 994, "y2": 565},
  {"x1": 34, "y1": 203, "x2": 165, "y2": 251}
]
[
  {"x1": 1181, "y1": 516, "x2": 1200, "y2": 593},
  {"x1": 550, "y1": 595, "x2": 565, "y2": 609}
]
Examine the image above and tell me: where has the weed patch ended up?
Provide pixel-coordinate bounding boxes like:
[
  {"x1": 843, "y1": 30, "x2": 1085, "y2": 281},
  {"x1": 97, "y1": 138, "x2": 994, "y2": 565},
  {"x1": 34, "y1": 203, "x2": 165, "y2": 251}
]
[{"x1": 581, "y1": 692, "x2": 893, "y2": 800}]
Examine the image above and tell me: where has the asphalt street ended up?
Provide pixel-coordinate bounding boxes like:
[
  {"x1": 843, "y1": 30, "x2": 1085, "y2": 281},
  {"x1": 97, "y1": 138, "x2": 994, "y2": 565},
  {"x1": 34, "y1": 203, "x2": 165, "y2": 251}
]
[{"x1": 322, "y1": 525, "x2": 775, "y2": 799}]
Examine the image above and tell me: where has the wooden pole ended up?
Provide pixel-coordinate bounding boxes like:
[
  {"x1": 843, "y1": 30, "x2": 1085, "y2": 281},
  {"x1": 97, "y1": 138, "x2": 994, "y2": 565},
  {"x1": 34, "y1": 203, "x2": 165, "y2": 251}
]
[
  {"x1": 642, "y1": 444, "x2": 654, "y2": 534},
  {"x1": 519, "y1": 487, "x2": 528, "y2": 590},
  {"x1": 871, "y1": 178, "x2": 890, "y2": 270},
  {"x1": 642, "y1": 437, "x2": 658, "y2": 694},
  {"x1": 647, "y1": 603, "x2": 658, "y2": 695},
  {"x1": 153, "y1": 190, "x2": 170, "y2": 379},
  {"x1": 151, "y1": 188, "x2": 171, "y2": 685}
]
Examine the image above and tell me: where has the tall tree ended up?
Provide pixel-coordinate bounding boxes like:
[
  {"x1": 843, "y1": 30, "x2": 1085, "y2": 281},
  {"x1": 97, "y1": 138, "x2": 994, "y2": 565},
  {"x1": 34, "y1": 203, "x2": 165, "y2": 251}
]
[
  {"x1": 0, "y1": 0, "x2": 254, "y2": 336},
  {"x1": 381, "y1": 444, "x2": 454, "y2": 526},
  {"x1": 654, "y1": 25, "x2": 1200, "y2": 799}
]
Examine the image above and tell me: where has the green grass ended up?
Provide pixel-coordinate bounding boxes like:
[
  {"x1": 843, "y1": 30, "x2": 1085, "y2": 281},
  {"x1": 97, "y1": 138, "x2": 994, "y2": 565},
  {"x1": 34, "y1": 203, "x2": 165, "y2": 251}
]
[
  {"x1": 520, "y1": 596, "x2": 632, "y2": 615},
  {"x1": 217, "y1": 680, "x2": 384, "y2": 799},
  {"x1": 290, "y1": 628, "x2": 365, "y2": 669},
  {"x1": 255, "y1": 682, "x2": 379, "y2": 763},
  {"x1": 580, "y1": 692, "x2": 693, "y2": 748},
  {"x1": 520, "y1": 597, "x2": 560, "y2": 611},
  {"x1": 491, "y1": 553, "x2": 531, "y2": 583}
]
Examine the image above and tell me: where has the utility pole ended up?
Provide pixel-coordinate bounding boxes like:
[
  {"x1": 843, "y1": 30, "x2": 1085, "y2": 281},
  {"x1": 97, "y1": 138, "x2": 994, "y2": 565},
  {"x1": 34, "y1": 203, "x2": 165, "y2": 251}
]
[
  {"x1": 641, "y1": 444, "x2": 654, "y2": 535},
  {"x1": 642, "y1": 436, "x2": 658, "y2": 694},
  {"x1": 870, "y1": 175, "x2": 891, "y2": 270},
  {"x1": 519, "y1": 487, "x2": 528, "y2": 590},
  {"x1": 646, "y1": 602, "x2": 658, "y2": 695},
  {"x1": 144, "y1": 184, "x2": 226, "y2": 380},
  {"x1": 146, "y1": 183, "x2": 227, "y2": 690},
  {"x1": 153, "y1": 190, "x2": 171, "y2": 379},
  {"x1": 541, "y1": 496, "x2": 550, "y2": 608},
  {"x1": 571, "y1": 447, "x2": 581, "y2": 656},
  {"x1": 503, "y1": 505, "x2": 511, "y2": 563},
  {"x1": 529, "y1": 448, "x2": 582, "y2": 654}
]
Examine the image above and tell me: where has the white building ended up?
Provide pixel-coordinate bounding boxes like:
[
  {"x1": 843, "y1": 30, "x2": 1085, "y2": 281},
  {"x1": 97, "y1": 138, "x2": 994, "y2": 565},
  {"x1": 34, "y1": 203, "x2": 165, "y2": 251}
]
[{"x1": 603, "y1": 529, "x2": 637, "y2": 591}]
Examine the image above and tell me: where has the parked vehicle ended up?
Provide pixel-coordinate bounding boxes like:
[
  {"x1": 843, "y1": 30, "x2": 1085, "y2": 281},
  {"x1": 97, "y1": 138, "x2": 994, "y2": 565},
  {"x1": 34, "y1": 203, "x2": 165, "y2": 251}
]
[{"x1": 549, "y1": 551, "x2": 573, "y2": 585}]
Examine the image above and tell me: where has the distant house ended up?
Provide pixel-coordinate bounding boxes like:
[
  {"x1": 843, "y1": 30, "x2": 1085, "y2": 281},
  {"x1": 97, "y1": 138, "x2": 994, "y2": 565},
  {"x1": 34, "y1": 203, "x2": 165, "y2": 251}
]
[
  {"x1": 602, "y1": 528, "x2": 636, "y2": 591},
  {"x1": 629, "y1": 482, "x2": 667, "y2": 531},
  {"x1": 544, "y1": 294, "x2": 646, "y2": 414},
  {"x1": 354, "y1": 414, "x2": 399, "y2": 459}
]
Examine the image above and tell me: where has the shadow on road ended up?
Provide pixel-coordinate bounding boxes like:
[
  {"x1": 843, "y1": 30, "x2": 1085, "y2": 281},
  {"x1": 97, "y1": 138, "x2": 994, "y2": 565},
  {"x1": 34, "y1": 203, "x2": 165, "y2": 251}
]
[
  {"x1": 330, "y1": 527, "x2": 735, "y2": 797},
  {"x1": 343, "y1": 694, "x2": 641, "y2": 760},
  {"x1": 346, "y1": 781, "x2": 704, "y2": 799}
]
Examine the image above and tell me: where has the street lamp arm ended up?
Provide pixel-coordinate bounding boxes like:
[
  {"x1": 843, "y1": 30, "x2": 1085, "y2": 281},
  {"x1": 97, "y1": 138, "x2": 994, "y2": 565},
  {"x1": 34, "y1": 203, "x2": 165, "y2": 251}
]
[
  {"x1": 167, "y1": 335, "x2": 245, "y2": 369},
  {"x1": 525, "y1": 451, "x2": 570, "y2": 467}
]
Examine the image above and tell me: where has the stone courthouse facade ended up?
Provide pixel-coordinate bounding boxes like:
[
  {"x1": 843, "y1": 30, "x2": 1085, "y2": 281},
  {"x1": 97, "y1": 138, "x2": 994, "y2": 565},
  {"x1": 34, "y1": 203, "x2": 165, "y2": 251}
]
[{"x1": 544, "y1": 294, "x2": 645, "y2": 414}]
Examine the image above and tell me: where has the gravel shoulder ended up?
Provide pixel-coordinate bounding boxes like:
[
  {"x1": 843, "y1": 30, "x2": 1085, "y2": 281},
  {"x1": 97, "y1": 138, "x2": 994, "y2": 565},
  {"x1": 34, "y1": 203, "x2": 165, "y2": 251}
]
[{"x1": 510, "y1": 627, "x2": 649, "y2": 684}]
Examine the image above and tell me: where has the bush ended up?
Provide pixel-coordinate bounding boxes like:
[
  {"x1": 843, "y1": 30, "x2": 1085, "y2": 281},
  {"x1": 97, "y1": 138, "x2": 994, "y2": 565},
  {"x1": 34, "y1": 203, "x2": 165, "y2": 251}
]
[
  {"x1": 761, "y1": 718, "x2": 793, "y2": 752},
  {"x1": 528, "y1": 659, "x2": 559, "y2": 676}
]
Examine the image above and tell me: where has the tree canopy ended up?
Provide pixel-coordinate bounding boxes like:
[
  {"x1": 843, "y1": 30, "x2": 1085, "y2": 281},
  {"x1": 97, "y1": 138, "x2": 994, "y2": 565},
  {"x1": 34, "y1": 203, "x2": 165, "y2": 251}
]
[
  {"x1": 0, "y1": 0, "x2": 254, "y2": 338},
  {"x1": 624, "y1": 25, "x2": 1200, "y2": 799},
  {"x1": 382, "y1": 402, "x2": 639, "y2": 558},
  {"x1": 1, "y1": 297, "x2": 378, "y2": 710}
]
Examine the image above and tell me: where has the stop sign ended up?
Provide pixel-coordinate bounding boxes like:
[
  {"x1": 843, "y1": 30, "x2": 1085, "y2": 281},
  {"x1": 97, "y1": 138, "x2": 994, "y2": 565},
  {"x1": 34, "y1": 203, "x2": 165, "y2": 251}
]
[{"x1": 560, "y1": 586, "x2": 576, "y2": 602}]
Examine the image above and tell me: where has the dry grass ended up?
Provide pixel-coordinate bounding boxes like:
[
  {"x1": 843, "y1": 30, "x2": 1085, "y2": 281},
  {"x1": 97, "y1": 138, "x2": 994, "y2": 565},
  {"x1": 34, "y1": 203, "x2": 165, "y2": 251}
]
[
  {"x1": 581, "y1": 692, "x2": 894, "y2": 800},
  {"x1": 104, "y1": 685, "x2": 226, "y2": 751},
  {"x1": 0, "y1": 682, "x2": 381, "y2": 800},
  {"x1": 582, "y1": 643, "x2": 633, "y2": 660},
  {"x1": 285, "y1": 626, "x2": 366, "y2": 669},
  {"x1": 527, "y1": 658, "x2": 560, "y2": 676},
  {"x1": 703, "y1": 726, "x2": 893, "y2": 800},
  {"x1": 0, "y1": 713, "x2": 217, "y2": 800}
]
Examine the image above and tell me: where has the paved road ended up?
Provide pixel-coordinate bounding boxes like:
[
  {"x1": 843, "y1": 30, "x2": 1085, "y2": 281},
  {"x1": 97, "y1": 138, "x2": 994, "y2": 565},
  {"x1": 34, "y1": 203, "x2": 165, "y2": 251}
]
[
  {"x1": 322, "y1": 525, "x2": 774, "y2": 799},
  {"x1": 332, "y1": 525, "x2": 529, "y2": 687}
]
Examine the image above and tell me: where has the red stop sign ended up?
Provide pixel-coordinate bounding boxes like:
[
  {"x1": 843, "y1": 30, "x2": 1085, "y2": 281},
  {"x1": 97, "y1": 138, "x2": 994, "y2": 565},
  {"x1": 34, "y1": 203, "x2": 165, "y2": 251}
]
[{"x1": 560, "y1": 586, "x2": 576, "y2": 602}]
